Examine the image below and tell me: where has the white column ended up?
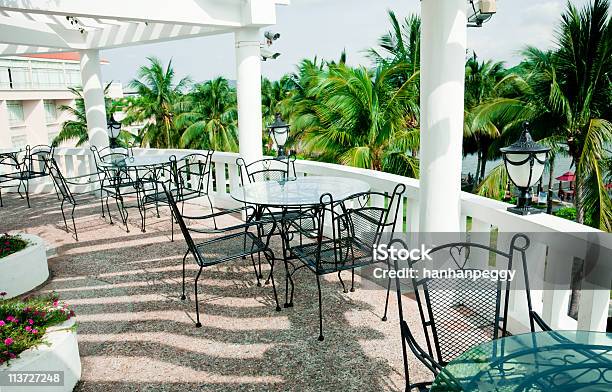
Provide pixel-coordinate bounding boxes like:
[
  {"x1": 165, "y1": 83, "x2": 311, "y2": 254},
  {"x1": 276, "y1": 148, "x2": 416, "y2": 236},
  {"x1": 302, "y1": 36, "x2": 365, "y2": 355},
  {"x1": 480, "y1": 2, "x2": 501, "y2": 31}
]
[
  {"x1": 418, "y1": 0, "x2": 467, "y2": 232},
  {"x1": 79, "y1": 49, "x2": 108, "y2": 148},
  {"x1": 235, "y1": 28, "x2": 263, "y2": 164}
]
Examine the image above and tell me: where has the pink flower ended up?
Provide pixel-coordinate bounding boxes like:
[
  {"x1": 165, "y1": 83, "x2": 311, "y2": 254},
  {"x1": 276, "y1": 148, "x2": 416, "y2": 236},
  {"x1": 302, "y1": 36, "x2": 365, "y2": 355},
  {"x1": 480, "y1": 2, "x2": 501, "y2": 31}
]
[
  {"x1": 27, "y1": 319, "x2": 33, "y2": 325},
  {"x1": 31, "y1": 329, "x2": 38, "y2": 335},
  {"x1": 5, "y1": 316, "x2": 14, "y2": 322},
  {"x1": 8, "y1": 353, "x2": 15, "y2": 359},
  {"x1": 25, "y1": 326, "x2": 32, "y2": 332},
  {"x1": 52, "y1": 300, "x2": 59, "y2": 307},
  {"x1": 0, "y1": 320, "x2": 4, "y2": 326},
  {"x1": 4, "y1": 338, "x2": 13, "y2": 346}
]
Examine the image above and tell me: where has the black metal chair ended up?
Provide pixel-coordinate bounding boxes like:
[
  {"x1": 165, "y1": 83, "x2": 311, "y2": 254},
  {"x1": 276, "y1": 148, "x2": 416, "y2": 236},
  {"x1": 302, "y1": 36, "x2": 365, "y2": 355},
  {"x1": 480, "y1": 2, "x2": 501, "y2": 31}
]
[
  {"x1": 392, "y1": 233, "x2": 551, "y2": 391},
  {"x1": 0, "y1": 145, "x2": 54, "y2": 207},
  {"x1": 46, "y1": 157, "x2": 99, "y2": 241},
  {"x1": 136, "y1": 152, "x2": 215, "y2": 239},
  {"x1": 90, "y1": 146, "x2": 138, "y2": 232},
  {"x1": 163, "y1": 183, "x2": 281, "y2": 327},
  {"x1": 286, "y1": 183, "x2": 406, "y2": 341}
]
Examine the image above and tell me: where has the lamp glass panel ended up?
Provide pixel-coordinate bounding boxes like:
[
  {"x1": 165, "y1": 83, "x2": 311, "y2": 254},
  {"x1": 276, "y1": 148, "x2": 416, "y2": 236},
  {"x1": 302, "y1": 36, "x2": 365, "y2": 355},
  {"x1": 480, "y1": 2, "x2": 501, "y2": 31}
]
[
  {"x1": 530, "y1": 153, "x2": 546, "y2": 186},
  {"x1": 275, "y1": 127, "x2": 288, "y2": 147},
  {"x1": 506, "y1": 153, "x2": 532, "y2": 188},
  {"x1": 108, "y1": 125, "x2": 120, "y2": 139}
]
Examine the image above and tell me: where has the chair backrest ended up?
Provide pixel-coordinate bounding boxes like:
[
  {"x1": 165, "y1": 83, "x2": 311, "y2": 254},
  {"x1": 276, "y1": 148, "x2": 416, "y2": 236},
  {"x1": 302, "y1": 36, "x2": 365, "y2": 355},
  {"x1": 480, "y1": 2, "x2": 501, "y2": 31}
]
[
  {"x1": 162, "y1": 183, "x2": 200, "y2": 263},
  {"x1": 23, "y1": 144, "x2": 54, "y2": 175},
  {"x1": 310, "y1": 183, "x2": 406, "y2": 271},
  {"x1": 236, "y1": 155, "x2": 296, "y2": 185},
  {"x1": 90, "y1": 146, "x2": 131, "y2": 168},
  {"x1": 171, "y1": 151, "x2": 214, "y2": 198},
  {"x1": 395, "y1": 233, "x2": 533, "y2": 366},
  {"x1": 46, "y1": 157, "x2": 75, "y2": 205}
]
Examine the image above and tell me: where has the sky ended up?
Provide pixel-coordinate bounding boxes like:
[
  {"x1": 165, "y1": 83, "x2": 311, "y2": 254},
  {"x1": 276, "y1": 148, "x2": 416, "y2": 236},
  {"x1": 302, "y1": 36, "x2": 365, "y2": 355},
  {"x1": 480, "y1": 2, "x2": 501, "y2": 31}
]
[{"x1": 99, "y1": 0, "x2": 593, "y2": 87}]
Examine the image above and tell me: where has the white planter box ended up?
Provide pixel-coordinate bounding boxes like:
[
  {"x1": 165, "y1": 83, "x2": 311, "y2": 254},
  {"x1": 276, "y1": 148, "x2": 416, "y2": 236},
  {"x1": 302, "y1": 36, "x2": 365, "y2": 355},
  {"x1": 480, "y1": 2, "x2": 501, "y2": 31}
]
[
  {"x1": 0, "y1": 234, "x2": 49, "y2": 299},
  {"x1": 0, "y1": 318, "x2": 81, "y2": 392}
]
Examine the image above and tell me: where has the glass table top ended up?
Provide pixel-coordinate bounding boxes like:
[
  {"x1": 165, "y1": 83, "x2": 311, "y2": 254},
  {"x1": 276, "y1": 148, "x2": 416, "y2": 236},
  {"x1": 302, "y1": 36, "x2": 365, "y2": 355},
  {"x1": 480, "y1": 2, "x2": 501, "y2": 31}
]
[
  {"x1": 99, "y1": 154, "x2": 184, "y2": 168},
  {"x1": 230, "y1": 176, "x2": 370, "y2": 207},
  {"x1": 431, "y1": 330, "x2": 612, "y2": 391}
]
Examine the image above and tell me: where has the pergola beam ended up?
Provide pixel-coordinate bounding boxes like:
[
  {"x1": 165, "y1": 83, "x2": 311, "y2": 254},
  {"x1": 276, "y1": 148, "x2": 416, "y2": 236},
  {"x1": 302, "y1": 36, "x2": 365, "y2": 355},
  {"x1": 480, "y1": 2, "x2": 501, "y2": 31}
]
[
  {"x1": 0, "y1": 15, "x2": 77, "y2": 49},
  {"x1": 0, "y1": 0, "x2": 251, "y2": 27}
]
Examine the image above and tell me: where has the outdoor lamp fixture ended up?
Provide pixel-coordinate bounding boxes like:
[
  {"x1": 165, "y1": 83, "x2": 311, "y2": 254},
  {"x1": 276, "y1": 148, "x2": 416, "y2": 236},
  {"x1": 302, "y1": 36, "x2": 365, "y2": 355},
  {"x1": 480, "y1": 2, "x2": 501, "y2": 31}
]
[
  {"x1": 500, "y1": 122, "x2": 550, "y2": 216},
  {"x1": 267, "y1": 113, "x2": 289, "y2": 158},
  {"x1": 468, "y1": 0, "x2": 496, "y2": 27},
  {"x1": 107, "y1": 111, "x2": 125, "y2": 149}
]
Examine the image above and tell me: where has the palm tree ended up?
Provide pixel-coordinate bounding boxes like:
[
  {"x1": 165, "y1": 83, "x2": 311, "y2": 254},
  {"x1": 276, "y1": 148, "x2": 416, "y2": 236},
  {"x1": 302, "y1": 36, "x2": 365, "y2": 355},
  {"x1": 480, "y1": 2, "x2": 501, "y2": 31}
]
[
  {"x1": 175, "y1": 77, "x2": 238, "y2": 152},
  {"x1": 127, "y1": 57, "x2": 191, "y2": 148},
  {"x1": 291, "y1": 60, "x2": 420, "y2": 176},
  {"x1": 521, "y1": 0, "x2": 612, "y2": 230},
  {"x1": 52, "y1": 84, "x2": 117, "y2": 147}
]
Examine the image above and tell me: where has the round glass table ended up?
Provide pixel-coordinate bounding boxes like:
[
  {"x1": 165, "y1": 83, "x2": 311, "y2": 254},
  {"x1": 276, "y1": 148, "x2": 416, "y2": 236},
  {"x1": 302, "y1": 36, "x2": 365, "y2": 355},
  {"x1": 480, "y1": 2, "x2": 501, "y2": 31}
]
[
  {"x1": 230, "y1": 176, "x2": 370, "y2": 207},
  {"x1": 99, "y1": 154, "x2": 185, "y2": 168},
  {"x1": 431, "y1": 330, "x2": 612, "y2": 391}
]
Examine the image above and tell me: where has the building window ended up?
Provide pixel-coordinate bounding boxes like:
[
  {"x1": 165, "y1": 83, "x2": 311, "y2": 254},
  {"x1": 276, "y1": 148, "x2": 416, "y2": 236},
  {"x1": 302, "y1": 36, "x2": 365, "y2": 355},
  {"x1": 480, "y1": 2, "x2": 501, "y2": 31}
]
[
  {"x1": 44, "y1": 100, "x2": 57, "y2": 123},
  {"x1": 11, "y1": 135, "x2": 27, "y2": 148},
  {"x1": 7, "y1": 101, "x2": 24, "y2": 126}
]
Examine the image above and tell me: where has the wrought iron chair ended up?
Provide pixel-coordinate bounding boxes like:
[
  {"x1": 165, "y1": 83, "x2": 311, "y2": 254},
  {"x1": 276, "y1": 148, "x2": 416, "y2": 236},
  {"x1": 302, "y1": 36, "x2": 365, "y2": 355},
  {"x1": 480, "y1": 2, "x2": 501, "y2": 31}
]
[
  {"x1": 136, "y1": 152, "x2": 215, "y2": 239},
  {"x1": 46, "y1": 157, "x2": 99, "y2": 241},
  {"x1": 0, "y1": 145, "x2": 54, "y2": 207},
  {"x1": 392, "y1": 233, "x2": 551, "y2": 391},
  {"x1": 163, "y1": 183, "x2": 281, "y2": 327},
  {"x1": 90, "y1": 146, "x2": 138, "y2": 232},
  {"x1": 286, "y1": 183, "x2": 406, "y2": 341}
]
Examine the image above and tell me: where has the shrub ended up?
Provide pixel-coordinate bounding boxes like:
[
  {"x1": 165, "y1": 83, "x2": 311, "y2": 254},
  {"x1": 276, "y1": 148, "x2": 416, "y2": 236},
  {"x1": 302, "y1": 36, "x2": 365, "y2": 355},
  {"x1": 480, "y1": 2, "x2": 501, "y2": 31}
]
[
  {"x1": 0, "y1": 234, "x2": 29, "y2": 259},
  {"x1": 554, "y1": 207, "x2": 577, "y2": 222},
  {"x1": 0, "y1": 293, "x2": 75, "y2": 365}
]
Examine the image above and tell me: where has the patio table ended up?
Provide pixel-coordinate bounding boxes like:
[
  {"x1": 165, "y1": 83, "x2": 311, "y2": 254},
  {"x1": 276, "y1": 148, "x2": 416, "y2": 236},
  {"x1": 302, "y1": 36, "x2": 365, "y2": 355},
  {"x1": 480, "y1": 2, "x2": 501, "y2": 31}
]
[
  {"x1": 431, "y1": 330, "x2": 612, "y2": 391},
  {"x1": 230, "y1": 176, "x2": 370, "y2": 306}
]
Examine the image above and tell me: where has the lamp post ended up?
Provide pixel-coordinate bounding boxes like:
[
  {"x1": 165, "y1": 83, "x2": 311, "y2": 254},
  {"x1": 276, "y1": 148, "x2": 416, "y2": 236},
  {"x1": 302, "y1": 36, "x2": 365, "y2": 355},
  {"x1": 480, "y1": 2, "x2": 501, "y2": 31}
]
[
  {"x1": 500, "y1": 122, "x2": 550, "y2": 215},
  {"x1": 107, "y1": 111, "x2": 125, "y2": 149},
  {"x1": 267, "y1": 113, "x2": 289, "y2": 158}
]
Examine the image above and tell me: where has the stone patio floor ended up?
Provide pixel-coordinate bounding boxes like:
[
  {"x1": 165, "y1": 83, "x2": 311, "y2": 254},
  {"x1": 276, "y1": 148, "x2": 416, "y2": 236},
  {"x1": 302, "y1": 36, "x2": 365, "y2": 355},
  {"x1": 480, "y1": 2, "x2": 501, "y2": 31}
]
[{"x1": 1, "y1": 192, "x2": 430, "y2": 391}]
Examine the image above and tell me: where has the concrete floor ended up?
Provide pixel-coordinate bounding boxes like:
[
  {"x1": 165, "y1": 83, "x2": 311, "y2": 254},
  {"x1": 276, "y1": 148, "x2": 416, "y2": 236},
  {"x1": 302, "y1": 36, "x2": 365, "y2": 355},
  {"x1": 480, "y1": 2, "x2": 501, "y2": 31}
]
[{"x1": 1, "y1": 192, "x2": 430, "y2": 391}]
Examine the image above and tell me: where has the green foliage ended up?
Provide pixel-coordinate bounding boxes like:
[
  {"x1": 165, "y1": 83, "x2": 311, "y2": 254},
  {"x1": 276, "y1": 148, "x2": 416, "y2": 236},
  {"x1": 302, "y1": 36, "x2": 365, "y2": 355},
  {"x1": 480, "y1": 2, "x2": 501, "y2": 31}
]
[
  {"x1": 0, "y1": 293, "x2": 75, "y2": 365},
  {"x1": 554, "y1": 207, "x2": 577, "y2": 221},
  {"x1": 127, "y1": 57, "x2": 191, "y2": 148},
  {"x1": 0, "y1": 234, "x2": 28, "y2": 259}
]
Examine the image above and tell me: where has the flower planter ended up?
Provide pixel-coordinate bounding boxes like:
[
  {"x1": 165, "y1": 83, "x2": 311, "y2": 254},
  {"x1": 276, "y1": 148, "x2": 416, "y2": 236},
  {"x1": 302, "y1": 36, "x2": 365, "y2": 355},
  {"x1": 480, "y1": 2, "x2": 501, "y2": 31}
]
[
  {"x1": 0, "y1": 318, "x2": 81, "y2": 391},
  {"x1": 0, "y1": 234, "x2": 48, "y2": 299}
]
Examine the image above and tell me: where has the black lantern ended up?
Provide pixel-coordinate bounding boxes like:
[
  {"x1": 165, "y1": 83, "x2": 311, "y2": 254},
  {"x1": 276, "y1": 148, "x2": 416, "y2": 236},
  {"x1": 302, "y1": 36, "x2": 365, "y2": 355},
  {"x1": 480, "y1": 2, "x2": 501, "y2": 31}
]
[
  {"x1": 500, "y1": 122, "x2": 550, "y2": 215},
  {"x1": 267, "y1": 113, "x2": 289, "y2": 157},
  {"x1": 107, "y1": 111, "x2": 125, "y2": 149}
]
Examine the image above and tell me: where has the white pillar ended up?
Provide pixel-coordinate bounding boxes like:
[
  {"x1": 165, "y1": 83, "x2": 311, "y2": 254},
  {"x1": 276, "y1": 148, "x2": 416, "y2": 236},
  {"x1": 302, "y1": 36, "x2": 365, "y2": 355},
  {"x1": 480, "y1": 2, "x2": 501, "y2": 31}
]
[
  {"x1": 235, "y1": 28, "x2": 263, "y2": 164},
  {"x1": 79, "y1": 49, "x2": 108, "y2": 148},
  {"x1": 418, "y1": 0, "x2": 467, "y2": 232}
]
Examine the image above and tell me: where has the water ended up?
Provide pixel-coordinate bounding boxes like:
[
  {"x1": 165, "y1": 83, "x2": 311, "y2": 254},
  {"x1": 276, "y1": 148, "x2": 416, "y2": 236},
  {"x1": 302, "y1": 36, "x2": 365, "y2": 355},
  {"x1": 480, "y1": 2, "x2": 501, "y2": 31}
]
[{"x1": 462, "y1": 153, "x2": 575, "y2": 186}]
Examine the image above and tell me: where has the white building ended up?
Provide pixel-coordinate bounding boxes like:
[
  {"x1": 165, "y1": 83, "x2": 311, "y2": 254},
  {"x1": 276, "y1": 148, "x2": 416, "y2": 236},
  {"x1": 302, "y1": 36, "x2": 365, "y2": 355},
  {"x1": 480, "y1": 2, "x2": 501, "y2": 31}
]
[{"x1": 0, "y1": 52, "x2": 118, "y2": 148}]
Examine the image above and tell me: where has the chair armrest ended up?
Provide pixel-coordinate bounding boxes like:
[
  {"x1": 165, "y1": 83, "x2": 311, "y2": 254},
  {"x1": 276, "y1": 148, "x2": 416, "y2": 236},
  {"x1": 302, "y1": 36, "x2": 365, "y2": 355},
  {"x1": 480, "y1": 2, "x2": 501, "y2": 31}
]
[
  {"x1": 62, "y1": 173, "x2": 101, "y2": 185},
  {"x1": 182, "y1": 206, "x2": 255, "y2": 221}
]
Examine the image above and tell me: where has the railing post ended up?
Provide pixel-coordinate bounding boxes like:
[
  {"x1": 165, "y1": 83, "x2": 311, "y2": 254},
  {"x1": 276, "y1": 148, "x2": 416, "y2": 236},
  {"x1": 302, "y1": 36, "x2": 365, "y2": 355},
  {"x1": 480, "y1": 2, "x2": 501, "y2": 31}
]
[{"x1": 541, "y1": 248, "x2": 573, "y2": 329}]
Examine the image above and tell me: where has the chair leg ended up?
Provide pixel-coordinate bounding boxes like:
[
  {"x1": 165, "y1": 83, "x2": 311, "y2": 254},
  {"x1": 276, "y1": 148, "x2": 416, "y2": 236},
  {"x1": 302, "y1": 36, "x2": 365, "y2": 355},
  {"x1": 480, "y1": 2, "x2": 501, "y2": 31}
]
[
  {"x1": 338, "y1": 271, "x2": 348, "y2": 293},
  {"x1": 181, "y1": 249, "x2": 188, "y2": 300},
  {"x1": 24, "y1": 179, "x2": 30, "y2": 208},
  {"x1": 382, "y1": 276, "x2": 391, "y2": 322},
  {"x1": 60, "y1": 200, "x2": 68, "y2": 233},
  {"x1": 194, "y1": 266, "x2": 203, "y2": 328},
  {"x1": 251, "y1": 254, "x2": 262, "y2": 287},
  {"x1": 0, "y1": 187, "x2": 3, "y2": 207},
  {"x1": 100, "y1": 190, "x2": 105, "y2": 218},
  {"x1": 105, "y1": 196, "x2": 113, "y2": 224},
  {"x1": 350, "y1": 268, "x2": 355, "y2": 292},
  {"x1": 315, "y1": 274, "x2": 324, "y2": 341},
  {"x1": 264, "y1": 250, "x2": 281, "y2": 312},
  {"x1": 170, "y1": 207, "x2": 175, "y2": 242},
  {"x1": 71, "y1": 204, "x2": 78, "y2": 242}
]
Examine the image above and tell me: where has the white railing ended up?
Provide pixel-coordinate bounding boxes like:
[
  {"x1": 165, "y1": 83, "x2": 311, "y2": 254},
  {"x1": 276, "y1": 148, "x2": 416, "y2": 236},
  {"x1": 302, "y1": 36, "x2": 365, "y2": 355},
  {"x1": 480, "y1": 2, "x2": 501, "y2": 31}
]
[{"x1": 15, "y1": 147, "x2": 612, "y2": 333}]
